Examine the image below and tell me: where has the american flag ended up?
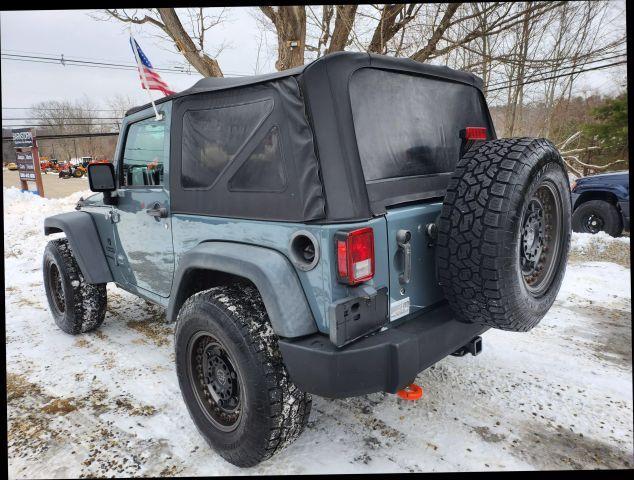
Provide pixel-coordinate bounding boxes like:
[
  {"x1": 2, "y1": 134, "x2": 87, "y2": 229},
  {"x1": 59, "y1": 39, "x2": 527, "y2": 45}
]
[{"x1": 130, "y1": 37, "x2": 175, "y2": 97}]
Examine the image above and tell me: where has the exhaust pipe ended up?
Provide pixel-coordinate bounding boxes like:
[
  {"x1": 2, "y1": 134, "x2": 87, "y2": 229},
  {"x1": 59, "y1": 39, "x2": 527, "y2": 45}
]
[{"x1": 451, "y1": 336, "x2": 482, "y2": 357}]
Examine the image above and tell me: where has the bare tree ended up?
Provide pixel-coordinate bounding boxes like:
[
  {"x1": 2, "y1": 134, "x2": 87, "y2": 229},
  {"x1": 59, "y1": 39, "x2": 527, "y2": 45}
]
[
  {"x1": 30, "y1": 98, "x2": 119, "y2": 161},
  {"x1": 326, "y1": 5, "x2": 358, "y2": 54},
  {"x1": 107, "y1": 94, "x2": 139, "y2": 129},
  {"x1": 259, "y1": 6, "x2": 307, "y2": 70},
  {"x1": 102, "y1": 8, "x2": 225, "y2": 77},
  {"x1": 100, "y1": 1, "x2": 626, "y2": 149}
]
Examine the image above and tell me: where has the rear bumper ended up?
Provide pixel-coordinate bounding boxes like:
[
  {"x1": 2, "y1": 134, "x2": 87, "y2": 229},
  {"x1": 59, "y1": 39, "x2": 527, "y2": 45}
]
[{"x1": 278, "y1": 301, "x2": 487, "y2": 398}]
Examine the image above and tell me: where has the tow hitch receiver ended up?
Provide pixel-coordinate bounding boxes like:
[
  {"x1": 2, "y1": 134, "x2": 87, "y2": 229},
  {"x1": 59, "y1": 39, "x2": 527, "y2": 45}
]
[
  {"x1": 451, "y1": 336, "x2": 483, "y2": 357},
  {"x1": 396, "y1": 384, "x2": 423, "y2": 401}
]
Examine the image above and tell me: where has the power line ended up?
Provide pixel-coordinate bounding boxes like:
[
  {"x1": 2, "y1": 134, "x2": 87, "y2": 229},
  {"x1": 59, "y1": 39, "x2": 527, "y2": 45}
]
[
  {"x1": 2, "y1": 48, "x2": 251, "y2": 75},
  {"x1": 487, "y1": 60, "x2": 627, "y2": 92},
  {"x1": 1, "y1": 52, "x2": 196, "y2": 75},
  {"x1": 2, "y1": 48, "x2": 142, "y2": 66},
  {"x1": 1, "y1": 52, "x2": 250, "y2": 77},
  {"x1": 486, "y1": 52, "x2": 627, "y2": 89}
]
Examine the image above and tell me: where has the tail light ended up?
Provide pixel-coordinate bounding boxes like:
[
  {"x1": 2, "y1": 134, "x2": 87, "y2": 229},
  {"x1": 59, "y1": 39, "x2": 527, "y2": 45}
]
[
  {"x1": 464, "y1": 127, "x2": 487, "y2": 140},
  {"x1": 335, "y1": 227, "x2": 375, "y2": 285}
]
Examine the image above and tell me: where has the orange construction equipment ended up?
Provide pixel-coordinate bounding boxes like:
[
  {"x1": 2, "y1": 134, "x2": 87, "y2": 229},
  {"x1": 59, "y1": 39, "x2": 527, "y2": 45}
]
[{"x1": 396, "y1": 384, "x2": 423, "y2": 401}]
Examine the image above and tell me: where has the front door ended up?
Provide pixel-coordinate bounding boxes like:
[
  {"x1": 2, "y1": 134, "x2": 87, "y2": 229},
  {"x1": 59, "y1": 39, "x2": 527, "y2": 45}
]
[{"x1": 114, "y1": 107, "x2": 174, "y2": 297}]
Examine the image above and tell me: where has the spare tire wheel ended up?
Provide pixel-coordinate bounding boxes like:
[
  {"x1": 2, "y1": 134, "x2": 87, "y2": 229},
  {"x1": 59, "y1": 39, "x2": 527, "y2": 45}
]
[{"x1": 436, "y1": 138, "x2": 571, "y2": 332}]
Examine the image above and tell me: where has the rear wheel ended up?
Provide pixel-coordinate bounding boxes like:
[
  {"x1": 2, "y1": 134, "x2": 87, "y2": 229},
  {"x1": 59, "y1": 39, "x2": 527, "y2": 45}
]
[
  {"x1": 572, "y1": 199, "x2": 622, "y2": 237},
  {"x1": 175, "y1": 285, "x2": 311, "y2": 467},
  {"x1": 436, "y1": 138, "x2": 571, "y2": 332}
]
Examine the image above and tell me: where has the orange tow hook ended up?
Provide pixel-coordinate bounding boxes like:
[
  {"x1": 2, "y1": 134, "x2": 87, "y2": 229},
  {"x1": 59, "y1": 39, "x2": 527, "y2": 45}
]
[{"x1": 396, "y1": 383, "x2": 423, "y2": 401}]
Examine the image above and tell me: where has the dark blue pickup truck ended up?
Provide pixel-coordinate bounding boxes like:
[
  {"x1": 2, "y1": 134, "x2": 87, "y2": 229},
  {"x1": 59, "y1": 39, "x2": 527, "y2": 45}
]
[{"x1": 571, "y1": 171, "x2": 630, "y2": 237}]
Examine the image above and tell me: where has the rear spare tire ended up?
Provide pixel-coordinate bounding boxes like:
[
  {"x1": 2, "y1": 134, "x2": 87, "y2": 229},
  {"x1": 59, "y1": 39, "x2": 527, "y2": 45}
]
[{"x1": 436, "y1": 138, "x2": 571, "y2": 332}]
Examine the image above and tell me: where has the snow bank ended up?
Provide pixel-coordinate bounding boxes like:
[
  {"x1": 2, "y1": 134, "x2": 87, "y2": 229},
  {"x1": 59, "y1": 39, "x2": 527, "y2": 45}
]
[
  {"x1": 570, "y1": 231, "x2": 630, "y2": 254},
  {"x1": 3, "y1": 187, "x2": 91, "y2": 261},
  {"x1": 568, "y1": 230, "x2": 630, "y2": 268}
]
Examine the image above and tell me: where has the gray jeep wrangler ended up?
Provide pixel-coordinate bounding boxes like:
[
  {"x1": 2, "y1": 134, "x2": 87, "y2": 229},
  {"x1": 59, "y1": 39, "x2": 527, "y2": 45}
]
[{"x1": 42, "y1": 52, "x2": 571, "y2": 467}]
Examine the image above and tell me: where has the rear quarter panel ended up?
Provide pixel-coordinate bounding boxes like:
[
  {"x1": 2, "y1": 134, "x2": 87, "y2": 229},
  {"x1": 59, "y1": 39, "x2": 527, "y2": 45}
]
[{"x1": 171, "y1": 214, "x2": 389, "y2": 334}]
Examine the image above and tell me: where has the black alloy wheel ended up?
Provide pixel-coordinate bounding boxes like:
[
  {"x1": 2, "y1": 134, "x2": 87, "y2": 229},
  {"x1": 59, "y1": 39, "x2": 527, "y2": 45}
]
[
  {"x1": 520, "y1": 181, "x2": 564, "y2": 296},
  {"x1": 48, "y1": 263, "x2": 66, "y2": 314},
  {"x1": 187, "y1": 331, "x2": 242, "y2": 432},
  {"x1": 583, "y1": 213, "x2": 604, "y2": 234}
]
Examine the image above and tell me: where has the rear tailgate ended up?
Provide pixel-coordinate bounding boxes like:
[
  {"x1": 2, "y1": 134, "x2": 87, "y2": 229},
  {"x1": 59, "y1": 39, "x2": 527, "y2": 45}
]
[
  {"x1": 385, "y1": 202, "x2": 444, "y2": 321},
  {"x1": 349, "y1": 67, "x2": 493, "y2": 322}
]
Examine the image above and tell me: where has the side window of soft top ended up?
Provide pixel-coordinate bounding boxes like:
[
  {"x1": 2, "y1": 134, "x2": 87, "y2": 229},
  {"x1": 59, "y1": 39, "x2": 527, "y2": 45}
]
[{"x1": 121, "y1": 116, "x2": 167, "y2": 187}]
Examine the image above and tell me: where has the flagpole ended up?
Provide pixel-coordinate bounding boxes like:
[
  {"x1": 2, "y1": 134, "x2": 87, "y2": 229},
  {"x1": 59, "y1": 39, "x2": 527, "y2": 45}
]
[{"x1": 130, "y1": 29, "x2": 161, "y2": 121}]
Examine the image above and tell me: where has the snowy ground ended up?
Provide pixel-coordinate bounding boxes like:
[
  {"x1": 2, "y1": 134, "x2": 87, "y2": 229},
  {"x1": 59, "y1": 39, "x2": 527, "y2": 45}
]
[{"x1": 5, "y1": 187, "x2": 633, "y2": 476}]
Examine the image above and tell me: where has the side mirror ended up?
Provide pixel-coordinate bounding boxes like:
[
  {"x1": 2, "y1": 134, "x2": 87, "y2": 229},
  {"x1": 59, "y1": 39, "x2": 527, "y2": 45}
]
[{"x1": 88, "y1": 163, "x2": 116, "y2": 192}]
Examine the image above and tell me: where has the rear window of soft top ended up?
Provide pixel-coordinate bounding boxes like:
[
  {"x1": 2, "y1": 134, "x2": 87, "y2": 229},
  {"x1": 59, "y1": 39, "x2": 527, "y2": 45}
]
[{"x1": 349, "y1": 68, "x2": 491, "y2": 182}]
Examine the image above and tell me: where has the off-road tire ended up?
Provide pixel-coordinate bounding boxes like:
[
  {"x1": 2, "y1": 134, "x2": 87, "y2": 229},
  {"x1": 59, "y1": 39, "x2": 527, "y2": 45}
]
[
  {"x1": 436, "y1": 138, "x2": 571, "y2": 332},
  {"x1": 43, "y1": 238, "x2": 107, "y2": 334},
  {"x1": 175, "y1": 285, "x2": 312, "y2": 468},
  {"x1": 572, "y1": 199, "x2": 622, "y2": 237}
]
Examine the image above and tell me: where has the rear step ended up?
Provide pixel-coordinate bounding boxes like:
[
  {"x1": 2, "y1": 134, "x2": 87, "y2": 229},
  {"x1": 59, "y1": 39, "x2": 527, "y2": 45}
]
[{"x1": 451, "y1": 336, "x2": 482, "y2": 357}]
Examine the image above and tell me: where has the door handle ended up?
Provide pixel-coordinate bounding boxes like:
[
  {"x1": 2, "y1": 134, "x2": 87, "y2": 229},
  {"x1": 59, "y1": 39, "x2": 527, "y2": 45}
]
[
  {"x1": 146, "y1": 202, "x2": 168, "y2": 219},
  {"x1": 397, "y1": 229, "x2": 412, "y2": 285}
]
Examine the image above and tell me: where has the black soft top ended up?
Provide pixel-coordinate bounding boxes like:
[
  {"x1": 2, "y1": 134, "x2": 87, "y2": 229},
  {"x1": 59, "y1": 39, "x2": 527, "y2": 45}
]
[
  {"x1": 125, "y1": 52, "x2": 490, "y2": 223},
  {"x1": 126, "y1": 52, "x2": 482, "y2": 116}
]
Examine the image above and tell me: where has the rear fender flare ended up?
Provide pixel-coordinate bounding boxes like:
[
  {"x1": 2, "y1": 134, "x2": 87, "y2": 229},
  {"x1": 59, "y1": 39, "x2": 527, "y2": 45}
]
[{"x1": 167, "y1": 242, "x2": 318, "y2": 338}]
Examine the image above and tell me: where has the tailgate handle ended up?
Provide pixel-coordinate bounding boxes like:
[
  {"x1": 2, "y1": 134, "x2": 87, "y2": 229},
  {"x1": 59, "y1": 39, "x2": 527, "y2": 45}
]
[{"x1": 396, "y1": 229, "x2": 412, "y2": 285}]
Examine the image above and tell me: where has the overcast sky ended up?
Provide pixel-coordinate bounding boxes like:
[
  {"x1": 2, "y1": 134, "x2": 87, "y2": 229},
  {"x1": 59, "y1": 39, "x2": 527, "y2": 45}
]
[
  {"x1": 0, "y1": 8, "x2": 275, "y2": 122},
  {"x1": 1, "y1": 6, "x2": 626, "y2": 126}
]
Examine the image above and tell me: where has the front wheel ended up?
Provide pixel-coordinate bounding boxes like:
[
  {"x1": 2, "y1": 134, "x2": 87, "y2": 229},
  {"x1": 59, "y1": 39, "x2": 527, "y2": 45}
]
[
  {"x1": 43, "y1": 238, "x2": 107, "y2": 334},
  {"x1": 175, "y1": 285, "x2": 311, "y2": 468},
  {"x1": 572, "y1": 199, "x2": 622, "y2": 237}
]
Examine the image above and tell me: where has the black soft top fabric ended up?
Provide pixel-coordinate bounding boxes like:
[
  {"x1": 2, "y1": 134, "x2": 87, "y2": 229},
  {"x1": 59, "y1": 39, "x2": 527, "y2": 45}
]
[
  {"x1": 170, "y1": 76, "x2": 326, "y2": 221},
  {"x1": 126, "y1": 52, "x2": 492, "y2": 222}
]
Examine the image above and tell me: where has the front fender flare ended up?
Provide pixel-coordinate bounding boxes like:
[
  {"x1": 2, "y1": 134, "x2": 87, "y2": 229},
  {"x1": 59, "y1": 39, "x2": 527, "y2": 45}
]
[
  {"x1": 167, "y1": 242, "x2": 318, "y2": 338},
  {"x1": 44, "y1": 212, "x2": 114, "y2": 284}
]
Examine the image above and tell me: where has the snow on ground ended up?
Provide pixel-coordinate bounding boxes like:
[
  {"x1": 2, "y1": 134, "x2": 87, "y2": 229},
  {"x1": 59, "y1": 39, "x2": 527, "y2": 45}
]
[{"x1": 5, "y1": 187, "x2": 633, "y2": 476}]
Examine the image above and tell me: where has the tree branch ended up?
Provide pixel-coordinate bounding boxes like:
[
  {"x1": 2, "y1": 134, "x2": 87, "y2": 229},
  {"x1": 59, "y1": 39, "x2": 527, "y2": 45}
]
[
  {"x1": 327, "y1": 4, "x2": 358, "y2": 53},
  {"x1": 157, "y1": 8, "x2": 223, "y2": 77},
  {"x1": 410, "y1": 3, "x2": 461, "y2": 62}
]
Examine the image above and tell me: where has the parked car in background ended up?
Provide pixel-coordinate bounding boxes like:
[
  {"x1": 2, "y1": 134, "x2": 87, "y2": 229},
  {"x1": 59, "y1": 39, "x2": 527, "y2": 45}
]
[
  {"x1": 7, "y1": 162, "x2": 18, "y2": 170},
  {"x1": 571, "y1": 171, "x2": 629, "y2": 237}
]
